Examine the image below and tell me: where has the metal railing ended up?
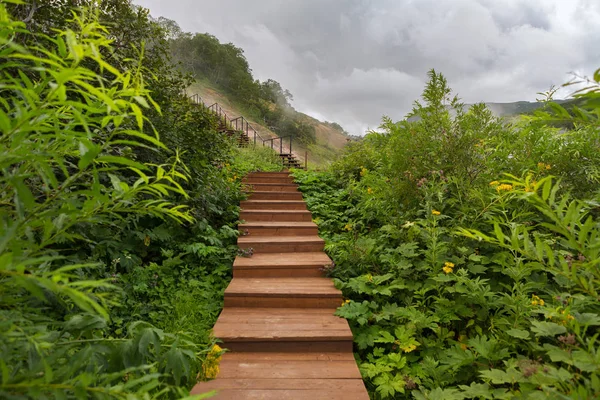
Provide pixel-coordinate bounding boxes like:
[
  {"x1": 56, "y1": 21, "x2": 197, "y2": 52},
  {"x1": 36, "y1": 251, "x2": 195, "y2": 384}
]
[
  {"x1": 263, "y1": 135, "x2": 292, "y2": 155},
  {"x1": 230, "y1": 116, "x2": 264, "y2": 145},
  {"x1": 187, "y1": 93, "x2": 304, "y2": 168}
]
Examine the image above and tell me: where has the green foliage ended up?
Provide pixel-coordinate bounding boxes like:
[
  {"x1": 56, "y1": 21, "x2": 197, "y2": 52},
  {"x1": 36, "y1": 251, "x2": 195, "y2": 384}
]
[
  {"x1": 165, "y1": 23, "x2": 319, "y2": 145},
  {"x1": 293, "y1": 69, "x2": 600, "y2": 399},
  {"x1": 0, "y1": 2, "x2": 246, "y2": 398},
  {"x1": 230, "y1": 146, "x2": 284, "y2": 175}
]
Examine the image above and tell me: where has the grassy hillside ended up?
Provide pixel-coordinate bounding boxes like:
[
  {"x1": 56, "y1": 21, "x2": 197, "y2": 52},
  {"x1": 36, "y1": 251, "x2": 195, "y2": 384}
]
[{"x1": 188, "y1": 79, "x2": 348, "y2": 168}]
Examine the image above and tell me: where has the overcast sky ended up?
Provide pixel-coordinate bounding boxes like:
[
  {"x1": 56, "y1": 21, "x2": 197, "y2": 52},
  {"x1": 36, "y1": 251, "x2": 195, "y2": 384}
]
[{"x1": 134, "y1": 0, "x2": 600, "y2": 135}]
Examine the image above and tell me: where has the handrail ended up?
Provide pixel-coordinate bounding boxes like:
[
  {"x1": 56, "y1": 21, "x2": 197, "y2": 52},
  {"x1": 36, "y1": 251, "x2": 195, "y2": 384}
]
[
  {"x1": 263, "y1": 135, "x2": 293, "y2": 155},
  {"x1": 230, "y1": 116, "x2": 264, "y2": 145},
  {"x1": 187, "y1": 92, "x2": 302, "y2": 168}
]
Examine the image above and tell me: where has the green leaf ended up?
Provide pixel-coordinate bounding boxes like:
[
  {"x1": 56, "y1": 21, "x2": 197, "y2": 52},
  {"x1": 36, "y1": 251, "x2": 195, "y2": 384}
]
[
  {"x1": 530, "y1": 321, "x2": 567, "y2": 337},
  {"x1": 506, "y1": 329, "x2": 530, "y2": 339},
  {"x1": 13, "y1": 177, "x2": 36, "y2": 209},
  {"x1": 572, "y1": 350, "x2": 600, "y2": 372},
  {"x1": 96, "y1": 155, "x2": 148, "y2": 170}
]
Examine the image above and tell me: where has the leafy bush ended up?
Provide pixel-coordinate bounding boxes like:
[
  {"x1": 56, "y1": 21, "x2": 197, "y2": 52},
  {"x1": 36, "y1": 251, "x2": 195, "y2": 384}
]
[
  {"x1": 0, "y1": 2, "x2": 258, "y2": 398},
  {"x1": 293, "y1": 69, "x2": 600, "y2": 399}
]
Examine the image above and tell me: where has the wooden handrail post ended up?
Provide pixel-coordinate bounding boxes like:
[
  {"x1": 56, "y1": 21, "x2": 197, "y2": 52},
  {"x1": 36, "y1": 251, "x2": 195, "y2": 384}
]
[{"x1": 305, "y1": 151, "x2": 308, "y2": 170}]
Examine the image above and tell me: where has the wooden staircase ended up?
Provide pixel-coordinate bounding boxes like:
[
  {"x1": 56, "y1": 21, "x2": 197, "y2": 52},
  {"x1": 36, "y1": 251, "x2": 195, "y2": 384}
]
[
  {"x1": 218, "y1": 119, "x2": 250, "y2": 147},
  {"x1": 191, "y1": 171, "x2": 368, "y2": 399}
]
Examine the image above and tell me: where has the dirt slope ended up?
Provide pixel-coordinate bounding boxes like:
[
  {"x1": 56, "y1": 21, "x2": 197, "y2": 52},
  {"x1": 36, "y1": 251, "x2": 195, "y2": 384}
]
[{"x1": 187, "y1": 81, "x2": 348, "y2": 167}]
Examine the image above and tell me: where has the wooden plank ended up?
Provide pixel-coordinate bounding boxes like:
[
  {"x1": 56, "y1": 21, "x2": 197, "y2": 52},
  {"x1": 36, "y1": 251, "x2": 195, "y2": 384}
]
[
  {"x1": 194, "y1": 385, "x2": 369, "y2": 400},
  {"x1": 193, "y1": 388, "x2": 368, "y2": 400},
  {"x1": 239, "y1": 210, "x2": 313, "y2": 222},
  {"x1": 217, "y1": 360, "x2": 362, "y2": 379},
  {"x1": 248, "y1": 191, "x2": 303, "y2": 200},
  {"x1": 193, "y1": 378, "x2": 366, "y2": 391},
  {"x1": 225, "y1": 277, "x2": 340, "y2": 295},
  {"x1": 222, "y1": 340, "x2": 353, "y2": 353},
  {"x1": 233, "y1": 252, "x2": 331, "y2": 268},
  {"x1": 214, "y1": 329, "x2": 352, "y2": 341},
  {"x1": 238, "y1": 236, "x2": 324, "y2": 253},
  {"x1": 220, "y1": 308, "x2": 337, "y2": 316},
  {"x1": 223, "y1": 352, "x2": 356, "y2": 361},
  {"x1": 240, "y1": 200, "x2": 307, "y2": 210}
]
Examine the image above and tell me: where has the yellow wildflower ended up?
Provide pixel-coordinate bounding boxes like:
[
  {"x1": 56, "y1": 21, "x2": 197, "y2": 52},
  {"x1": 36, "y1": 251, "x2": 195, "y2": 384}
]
[
  {"x1": 202, "y1": 344, "x2": 223, "y2": 379},
  {"x1": 489, "y1": 181, "x2": 500, "y2": 186},
  {"x1": 537, "y1": 162, "x2": 551, "y2": 171},
  {"x1": 144, "y1": 235, "x2": 151, "y2": 246},
  {"x1": 360, "y1": 167, "x2": 368, "y2": 176},
  {"x1": 400, "y1": 343, "x2": 417, "y2": 353},
  {"x1": 546, "y1": 164, "x2": 551, "y2": 170},
  {"x1": 531, "y1": 294, "x2": 544, "y2": 307},
  {"x1": 432, "y1": 210, "x2": 441, "y2": 216},
  {"x1": 367, "y1": 187, "x2": 373, "y2": 194},
  {"x1": 341, "y1": 299, "x2": 351, "y2": 307},
  {"x1": 496, "y1": 184, "x2": 513, "y2": 192},
  {"x1": 344, "y1": 223, "x2": 352, "y2": 231},
  {"x1": 442, "y1": 261, "x2": 454, "y2": 274}
]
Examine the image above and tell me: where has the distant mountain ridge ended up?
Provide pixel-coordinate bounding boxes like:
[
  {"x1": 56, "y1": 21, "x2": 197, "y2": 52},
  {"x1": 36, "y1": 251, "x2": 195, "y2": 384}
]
[{"x1": 481, "y1": 100, "x2": 569, "y2": 117}]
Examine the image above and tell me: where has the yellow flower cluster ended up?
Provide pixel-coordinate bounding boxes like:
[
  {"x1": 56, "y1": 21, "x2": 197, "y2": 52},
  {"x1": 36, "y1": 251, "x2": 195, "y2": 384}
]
[
  {"x1": 489, "y1": 181, "x2": 500, "y2": 186},
  {"x1": 549, "y1": 310, "x2": 576, "y2": 325},
  {"x1": 537, "y1": 162, "x2": 552, "y2": 170},
  {"x1": 360, "y1": 167, "x2": 368, "y2": 176},
  {"x1": 201, "y1": 344, "x2": 223, "y2": 379},
  {"x1": 367, "y1": 187, "x2": 373, "y2": 194},
  {"x1": 344, "y1": 223, "x2": 352, "y2": 231},
  {"x1": 524, "y1": 180, "x2": 538, "y2": 192},
  {"x1": 496, "y1": 184, "x2": 513, "y2": 192},
  {"x1": 442, "y1": 261, "x2": 455, "y2": 274},
  {"x1": 432, "y1": 210, "x2": 441, "y2": 216},
  {"x1": 531, "y1": 294, "x2": 545, "y2": 306},
  {"x1": 341, "y1": 299, "x2": 351, "y2": 307}
]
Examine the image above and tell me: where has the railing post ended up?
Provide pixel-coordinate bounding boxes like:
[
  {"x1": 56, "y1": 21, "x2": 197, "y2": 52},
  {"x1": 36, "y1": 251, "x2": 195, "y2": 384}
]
[
  {"x1": 290, "y1": 136, "x2": 293, "y2": 154},
  {"x1": 305, "y1": 151, "x2": 308, "y2": 170},
  {"x1": 280, "y1": 138, "x2": 283, "y2": 154}
]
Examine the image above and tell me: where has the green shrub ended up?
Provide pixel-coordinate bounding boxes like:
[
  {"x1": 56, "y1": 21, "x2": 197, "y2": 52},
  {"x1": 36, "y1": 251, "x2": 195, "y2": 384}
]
[
  {"x1": 294, "y1": 69, "x2": 600, "y2": 399},
  {"x1": 0, "y1": 4, "x2": 238, "y2": 398}
]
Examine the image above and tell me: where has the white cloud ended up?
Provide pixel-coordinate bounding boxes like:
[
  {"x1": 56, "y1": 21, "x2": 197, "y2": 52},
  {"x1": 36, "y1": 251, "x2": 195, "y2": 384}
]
[{"x1": 135, "y1": 0, "x2": 600, "y2": 135}]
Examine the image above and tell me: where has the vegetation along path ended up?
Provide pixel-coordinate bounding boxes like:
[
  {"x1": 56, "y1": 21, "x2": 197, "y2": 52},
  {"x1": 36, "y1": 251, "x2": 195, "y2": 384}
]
[{"x1": 192, "y1": 171, "x2": 369, "y2": 399}]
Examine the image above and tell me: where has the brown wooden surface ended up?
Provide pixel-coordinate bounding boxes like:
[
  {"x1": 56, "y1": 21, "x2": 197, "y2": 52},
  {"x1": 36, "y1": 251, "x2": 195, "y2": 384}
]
[
  {"x1": 191, "y1": 172, "x2": 368, "y2": 399},
  {"x1": 240, "y1": 200, "x2": 307, "y2": 210}
]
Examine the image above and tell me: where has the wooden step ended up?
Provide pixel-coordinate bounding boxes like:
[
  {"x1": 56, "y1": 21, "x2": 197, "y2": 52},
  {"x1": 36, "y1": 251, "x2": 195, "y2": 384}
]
[
  {"x1": 248, "y1": 191, "x2": 303, "y2": 201},
  {"x1": 224, "y1": 278, "x2": 342, "y2": 308},
  {"x1": 244, "y1": 183, "x2": 298, "y2": 192},
  {"x1": 233, "y1": 252, "x2": 331, "y2": 278},
  {"x1": 238, "y1": 236, "x2": 324, "y2": 253},
  {"x1": 243, "y1": 176, "x2": 295, "y2": 184},
  {"x1": 240, "y1": 200, "x2": 307, "y2": 211},
  {"x1": 247, "y1": 172, "x2": 292, "y2": 178},
  {"x1": 213, "y1": 308, "x2": 352, "y2": 351},
  {"x1": 191, "y1": 353, "x2": 368, "y2": 399},
  {"x1": 239, "y1": 222, "x2": 318, "y2": 236},
  {"x1": 240, "y1": 209, "x2": 312, "y2": 222}
]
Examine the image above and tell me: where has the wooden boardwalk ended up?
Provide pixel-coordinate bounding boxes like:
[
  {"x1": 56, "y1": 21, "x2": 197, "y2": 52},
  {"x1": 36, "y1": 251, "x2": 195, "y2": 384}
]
[{"x1": 191, "y1": 171, "x2": 369, "y2": 399}]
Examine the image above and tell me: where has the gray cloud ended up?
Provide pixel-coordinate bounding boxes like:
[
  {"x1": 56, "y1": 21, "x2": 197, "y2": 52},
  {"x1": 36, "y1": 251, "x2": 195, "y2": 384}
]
[{"x1": 135, "y1": 0, "x2": 600, "y2": 135}]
